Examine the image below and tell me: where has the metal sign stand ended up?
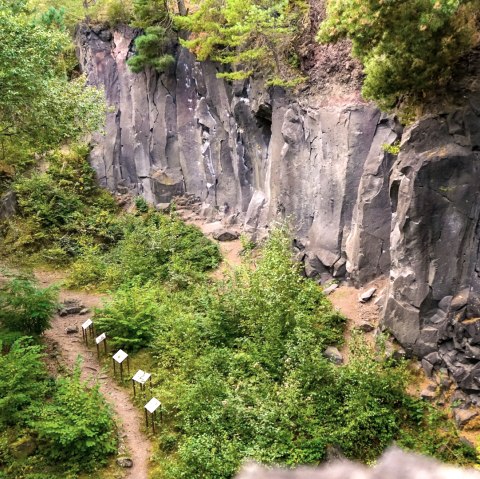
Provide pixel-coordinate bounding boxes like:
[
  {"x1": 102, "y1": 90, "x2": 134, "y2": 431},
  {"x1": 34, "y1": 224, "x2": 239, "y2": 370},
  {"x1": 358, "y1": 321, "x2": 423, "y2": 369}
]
[
  {"x1": 144, "y1": 397, "x2": 161, "y2": 433},
  {"x1": 132, "y1": 370, "x2": 152, "y2": 398},
  {"x1": 81, "y1": 319, "x2": 94, "y2": 346},
  {"x1": 95, "y1": 333, "x2": 107, "y2": 359},
  {"x1": 113, "y1": 349, "x2": 129, "y2": 381}
]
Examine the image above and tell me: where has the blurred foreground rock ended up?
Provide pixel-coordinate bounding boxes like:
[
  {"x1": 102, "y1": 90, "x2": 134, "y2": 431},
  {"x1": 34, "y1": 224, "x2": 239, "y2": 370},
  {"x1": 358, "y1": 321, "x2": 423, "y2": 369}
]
[{"x1": 235, "y1": 448, "x2": 480, "y2": 479}]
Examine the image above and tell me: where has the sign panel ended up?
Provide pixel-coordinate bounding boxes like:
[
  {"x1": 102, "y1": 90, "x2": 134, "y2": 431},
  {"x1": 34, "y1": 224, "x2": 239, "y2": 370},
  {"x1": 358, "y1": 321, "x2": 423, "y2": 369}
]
[
  {"x1": 145, "y1": 397, "x2": 161, "y2": 413},
  {"x1": 95, "y1": 333, "x2": 106, "y2": 344},
  {"x1": 113, "y1": 349, "x2": 128, "y2": 363},
  {"x1": 82, "y1": 319, "x2": 93, "y2": 330},
  {"x1": 139, "y1": 372, "x2": 151, "y2": 384},
  {"x1": 132, "y1": 369, "x2": 145, "y2": 383}
]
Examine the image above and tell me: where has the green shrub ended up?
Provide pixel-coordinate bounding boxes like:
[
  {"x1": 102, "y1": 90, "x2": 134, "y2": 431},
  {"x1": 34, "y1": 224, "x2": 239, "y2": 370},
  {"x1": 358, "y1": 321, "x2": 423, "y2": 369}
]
[
  {"x1": 94, "y1": 283, "x2": 162, "y2": 351},
  {"x1": 32, "y1": 364, "x2": 117, "y2": 471},
  {"x1": 0, "y1": 339, "x2": 50, "y2": 427},
  {"x1": 174, "y1": 0, "x2": 308, "y2": 87},
  {"x1": 0, "y1": 278, "x2": 58, "y2": 335},
  {"x1": 127, "y1": 26, "x2": 175, "y2": 74},
  {"x1": 1, "y1": 146, "x2": 120, "y2": 265},
  {"x1": 68, "y1": 212, "x2": 221, "y2": 290},
  {"x1": 318, "y1": 0, "x2": 480, "y2": 109}
]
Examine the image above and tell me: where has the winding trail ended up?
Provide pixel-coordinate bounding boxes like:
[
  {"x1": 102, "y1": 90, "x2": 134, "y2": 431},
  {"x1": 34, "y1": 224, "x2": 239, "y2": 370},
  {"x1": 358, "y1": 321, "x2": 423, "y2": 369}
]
[{"x1": 37, "y1": 270, "x2": 152, "y2": 479}]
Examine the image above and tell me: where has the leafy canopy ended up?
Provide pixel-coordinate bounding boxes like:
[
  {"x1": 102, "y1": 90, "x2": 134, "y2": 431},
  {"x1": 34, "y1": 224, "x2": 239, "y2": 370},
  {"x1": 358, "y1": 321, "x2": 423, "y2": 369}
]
[
  {"x1": 318, "y1": 0, "x2": 480, "y2": 109},
  {"x1": 0, "y1": 1, "x2": 105, "y2": 180},
  {"x1": 174, "y1": 0, "x2": 308, "y2": 86}
]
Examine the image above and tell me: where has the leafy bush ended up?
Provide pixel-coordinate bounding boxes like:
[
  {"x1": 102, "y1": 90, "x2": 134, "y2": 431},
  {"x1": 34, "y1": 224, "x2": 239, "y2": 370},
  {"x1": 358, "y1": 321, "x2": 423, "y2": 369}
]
[
  {"x1": 94, "y1": 283, "x2": 162, "y2": 351},
  {"x1": 0, "y1": 338, "x2": 117, "y2": 476},
  {"x1": 68, "y1": 212, "x2": 221, "y2": 290},
  {"x1": 32, "y1": 364, "x2": 117, "y2": 471},
  {"x1": 0, "y1": 277, "x2": 58, "y2": 335},
  {"x1": 127, "y1": 26, "x2": 175, "y2": 73},
  {"x1": 0, "y1": 338, "x2": 50, "y2": 427},
  {"x1": 122, "y1": 229, "x2": 474, "y2": 478},
  {"x1": 1, "y1": 146, "x2": 120, "y2": 265},
  {"x1": 318, "y1": 0, "x2": 480, "y2": 109}
]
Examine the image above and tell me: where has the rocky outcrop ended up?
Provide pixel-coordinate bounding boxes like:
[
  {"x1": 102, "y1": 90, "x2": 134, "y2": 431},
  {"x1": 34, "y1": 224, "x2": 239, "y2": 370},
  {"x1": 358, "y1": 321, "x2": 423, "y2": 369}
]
[
  {"x1": 76, "y1": 24, "x2": 399, "y2": 285},
  {"x1": 77, "y1": 24, "x2": 480, "y2": 394},
  {"x1": 0, "y1": 191, "x2": 16, "y2": 220},
  {"x1": 384, "y1": 104, "x2": 480, "y2": 392}
]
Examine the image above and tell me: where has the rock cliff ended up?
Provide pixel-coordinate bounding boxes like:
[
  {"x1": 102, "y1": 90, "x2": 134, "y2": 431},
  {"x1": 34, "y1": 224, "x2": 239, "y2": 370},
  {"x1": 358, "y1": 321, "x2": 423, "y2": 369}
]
[
  {"x1": 76, "y1": 24, "x2": 480, "y2": 393},
  {"x1": 76, "y1": 24, "x2": 399, "y2": 285}
]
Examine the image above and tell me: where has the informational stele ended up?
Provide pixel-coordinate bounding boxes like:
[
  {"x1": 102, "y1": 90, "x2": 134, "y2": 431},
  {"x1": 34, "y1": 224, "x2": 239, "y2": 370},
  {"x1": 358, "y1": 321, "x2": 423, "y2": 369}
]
[
  {"x1": 132, "y1": 369, "x2": 145, "y2": 383},
  {"x1": 113, "y1": 349, "x2": 128, "y2": 363},
  {"x1": 140, "y1": 372, "x2": 151, "y2": 384},
  {"x1": 82, "y1": 318, "x2": 93, "y2": 330},
  {"x1": 145, "y1": 397, "x2": 161, "y2": 413},
  {"x1": 95, "y1": 333, "x2": 106, "y2": 344}
]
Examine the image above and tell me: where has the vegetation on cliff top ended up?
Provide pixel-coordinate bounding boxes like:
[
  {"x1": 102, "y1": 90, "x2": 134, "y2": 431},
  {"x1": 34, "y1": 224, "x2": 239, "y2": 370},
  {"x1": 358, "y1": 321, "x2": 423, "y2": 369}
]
[{"x1": 318, "y1": 0, "x2": 480, "y2": 109}]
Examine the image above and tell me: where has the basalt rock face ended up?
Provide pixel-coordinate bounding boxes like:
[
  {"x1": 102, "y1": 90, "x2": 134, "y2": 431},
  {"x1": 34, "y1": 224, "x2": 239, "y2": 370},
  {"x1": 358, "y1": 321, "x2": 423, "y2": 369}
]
[
  {"x1": 384, "y1": 104, "x2": 480, "y2": 393},
  {"x1": 76, "y1": 24, "x2": 399, "y2": 285},
  {"x1": 77, "y1": 25, "x2": 480, "y2": 392}
]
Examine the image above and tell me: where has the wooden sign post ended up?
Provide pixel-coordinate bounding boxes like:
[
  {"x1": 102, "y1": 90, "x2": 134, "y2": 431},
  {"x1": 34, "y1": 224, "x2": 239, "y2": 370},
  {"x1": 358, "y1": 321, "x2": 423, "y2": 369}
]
[
  {"x1": 81, "y1": 319, "x2": 94, "y2": 346},
  {"x1": 95, "y1": 333, "x2": 107, "y2": 359},
  {"x1": 144, "y1": 397, "x2": 161, "y2": 433},
  {"x1": 113, "y1": 349, "x2": 129, "y2": 381},
  {"x1": 132, "y1": 370, "x2": 152, "y2": 397}
]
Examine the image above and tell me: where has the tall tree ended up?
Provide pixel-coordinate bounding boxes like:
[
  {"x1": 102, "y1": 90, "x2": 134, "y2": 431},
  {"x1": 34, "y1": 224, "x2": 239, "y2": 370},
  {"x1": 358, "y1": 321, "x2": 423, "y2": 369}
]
[{"x1": 0, "y1": 0, "x2": 105, "y2": 179}]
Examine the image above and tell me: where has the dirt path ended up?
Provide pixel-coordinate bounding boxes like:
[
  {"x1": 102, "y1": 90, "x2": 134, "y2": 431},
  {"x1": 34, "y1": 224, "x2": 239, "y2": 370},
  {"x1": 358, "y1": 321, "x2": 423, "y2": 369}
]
[{"x1": 36, "y1": 271, "x2": 152, "y2": 479}]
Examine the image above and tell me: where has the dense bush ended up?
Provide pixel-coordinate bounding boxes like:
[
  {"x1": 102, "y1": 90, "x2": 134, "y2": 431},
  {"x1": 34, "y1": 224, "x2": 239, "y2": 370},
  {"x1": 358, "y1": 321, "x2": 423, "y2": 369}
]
[
  {"x1": 101, "y1": 229, "x2": 472, "y2": 478},
  {"x1": 0, "y1": 0, "x2": 105, "y2": 183},
  {"x1": 127, "y1": 26, "x2": 175, "y2": 73},
  {"x1": 68, "y1": 211, "x2": 221, "y2": 290},
  {"x1": 0, "y1": 337, "x2": 117, "y2": 477},
  {"x1": 318, "y1": 0, "x2": 480, "y2": 109},
  {"x1": 94, "y1": 283, "x2": 162, "y2": 351},
  {"x1": 1, "y1": 146, "x2": 120, "y2": 265},
  {"x1": 0, "y1": 277, "x2": 58, "y2": 335},
  {"x1": 0, "y1": 339, "x2": 50, "y2": 427},
  {"x1": 33, "y1": 364, "x2": 117, "y2": 470}
]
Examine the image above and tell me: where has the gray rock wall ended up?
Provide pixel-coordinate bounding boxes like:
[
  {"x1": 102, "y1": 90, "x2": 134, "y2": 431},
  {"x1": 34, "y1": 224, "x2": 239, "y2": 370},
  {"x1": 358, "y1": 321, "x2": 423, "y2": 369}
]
[
  {"x1": 76, "y1": 25, "x2": 480, "y2": 392},
  {"x1": 76, "y1": 24, "x2": 398, "y2": 285},
  {"x1": 384, "y1": 105, "x2": 480, "y2": 393}
]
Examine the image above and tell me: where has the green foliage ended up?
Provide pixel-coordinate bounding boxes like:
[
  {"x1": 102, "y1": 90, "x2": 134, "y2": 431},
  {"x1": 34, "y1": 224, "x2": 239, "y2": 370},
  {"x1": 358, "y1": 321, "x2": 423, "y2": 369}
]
[
  {"x1": 134, "y1": 195, "x2": 150, "y2": 213},
  {"x1": 0, "y1": 3, "x2": 105, "y2": 179},
  {"x1": 68, "y1": 211, "x2": 221, "y2": 290},
  {"x1": 0, "y1": 338, "x2": 49, "y2": 427},
  {"x1": 174, "y1": 0, "x2": 309, "y2": 87},
  {"x1": 32, "y1": 363, "x2": 117, "y2": 470},
  {"x1": 89, "y1": 229, "x2": 469, "y2": 477},
  {"x1": 0, "y1": 338, "x2": 117, "y2": 477},
  {"x1": 382, "y1": 142, "x2": 401, "y2": 155},
  {"x1": 127, "y1": 26, "x2": 175, "y2": 73},
  {"x1": 1, "y1": 146, "x2": 120, "y2": 265},
  {"x1": 132, "y1": 0, "x2": 170, "y2": 28},
  {"x1": 0, "y1": 278, "x2": 58, "y2": 335},
  {"x1": 318, "y1": 0, "x2": 480, "y2": 109},
  {"x1": 94, "y1": 283, "x2": 162, "y2": 351}
]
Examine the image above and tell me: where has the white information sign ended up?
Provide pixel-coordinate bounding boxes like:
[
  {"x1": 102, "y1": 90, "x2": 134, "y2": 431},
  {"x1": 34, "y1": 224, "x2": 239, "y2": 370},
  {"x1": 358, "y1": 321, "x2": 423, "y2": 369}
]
[
  {"x1": 82, "y1": 319, "x2": 93, "y2": 330},
  {"x1": 140, "y1": 372, "x2": 151, "y2": 384},
  {"x1": 132, "y1": 369, "x2": 145, "y2": 383},
  {"x1": 113, "y1": 349, "x2": 128, "y2": 363},
  {"x1": 145, "y1": 397, "x2": 161, "y2": 413},
  {"x1": 95, "y1": 333, "x2": 106, "y2": 344}
]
